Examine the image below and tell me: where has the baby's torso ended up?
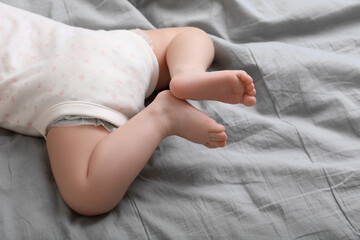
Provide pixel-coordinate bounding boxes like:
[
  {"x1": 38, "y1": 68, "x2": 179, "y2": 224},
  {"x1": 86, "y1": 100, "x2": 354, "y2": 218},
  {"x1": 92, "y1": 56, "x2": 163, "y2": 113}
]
[{"x1": 0, "y1": 3, "x2": 158, "y2": 137}]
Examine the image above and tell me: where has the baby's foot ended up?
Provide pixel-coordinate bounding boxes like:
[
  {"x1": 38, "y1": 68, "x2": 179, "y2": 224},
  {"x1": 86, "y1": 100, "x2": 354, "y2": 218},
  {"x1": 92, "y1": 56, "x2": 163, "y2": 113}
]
[
  {"x1": 234, "y1": 71, "x2": 257, "y2": 106},
  {"x1": 153, "y1": 90, "x2": 227, "y2": 148},
  {"x1": 170, "y1": 70, "x2": 256, "y2": 106}
]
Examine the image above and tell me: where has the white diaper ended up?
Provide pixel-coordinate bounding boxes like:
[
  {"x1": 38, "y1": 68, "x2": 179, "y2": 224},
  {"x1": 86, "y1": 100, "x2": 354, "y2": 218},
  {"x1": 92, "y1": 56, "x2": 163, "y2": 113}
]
[{"x1": 0, "y1": 3, "x2": 159, "y2": 137}]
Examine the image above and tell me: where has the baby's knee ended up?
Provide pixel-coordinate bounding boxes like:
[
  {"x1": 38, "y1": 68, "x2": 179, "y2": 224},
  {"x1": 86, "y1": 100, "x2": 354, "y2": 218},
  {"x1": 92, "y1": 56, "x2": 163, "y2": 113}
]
[
  {"x1": 60, "y1": 186, "x2": 120, "y2": 216},
  {"x1": 69, "y1": 197, "x2": 118, "y2": 216},
  {"x1": 183, "y1": 26, "x2": 209, "y2": 38}
]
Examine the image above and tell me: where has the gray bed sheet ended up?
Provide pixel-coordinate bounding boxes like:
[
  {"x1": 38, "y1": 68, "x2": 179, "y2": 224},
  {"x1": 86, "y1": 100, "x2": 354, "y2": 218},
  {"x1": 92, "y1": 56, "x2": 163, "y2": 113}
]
[{"x1": 1, "y1": 0, "x2": 359, "y2": 239}]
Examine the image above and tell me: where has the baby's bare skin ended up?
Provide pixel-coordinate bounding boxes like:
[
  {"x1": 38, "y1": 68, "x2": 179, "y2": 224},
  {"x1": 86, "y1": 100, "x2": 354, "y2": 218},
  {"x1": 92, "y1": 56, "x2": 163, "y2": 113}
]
[
  {"x1": 150, "y1": 90, "x2": 227, "y2": 148},
  {"x1": 170, "y1": 70, "x2": 256, "y2": 106},
  {"x1": 160, "y1": 70, "x2": 256, "y2": 148},
  {"x1": 47, "y1": 26, "x2": 257, "y2": 216}
]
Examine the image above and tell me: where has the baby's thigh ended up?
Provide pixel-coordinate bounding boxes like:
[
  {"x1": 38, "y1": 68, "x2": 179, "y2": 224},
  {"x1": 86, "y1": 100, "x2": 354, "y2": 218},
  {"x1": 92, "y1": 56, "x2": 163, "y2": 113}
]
[
  {"x1": 46, "y1": 125, "x2": 109, "y2": 197},
  {"x1": 144, "y1": 27, "x2": 194, "y2": 90}
]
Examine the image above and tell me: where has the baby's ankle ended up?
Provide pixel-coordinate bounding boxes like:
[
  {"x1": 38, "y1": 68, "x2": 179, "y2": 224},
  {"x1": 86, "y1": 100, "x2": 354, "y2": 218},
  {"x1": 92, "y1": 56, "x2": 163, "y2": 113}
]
[{"x1": 148, "y1": 91, "x2": 177, "y2": 137}]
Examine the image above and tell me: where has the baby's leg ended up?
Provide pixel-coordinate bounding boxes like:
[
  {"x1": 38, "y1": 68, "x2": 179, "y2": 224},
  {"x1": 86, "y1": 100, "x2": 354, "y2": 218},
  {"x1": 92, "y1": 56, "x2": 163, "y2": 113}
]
[
  {"x1": 46, "y1": 91, "x2": 226, "y2": 216},
  {"x1": 167, "y1": 29, "x2": 256, "y2": 106},
  {"x1": 147, "y1": 27, "x2": 256, "y2": 106},
  {"x1": 170, "y1": 70, "x2": 256, "y2": 106}
]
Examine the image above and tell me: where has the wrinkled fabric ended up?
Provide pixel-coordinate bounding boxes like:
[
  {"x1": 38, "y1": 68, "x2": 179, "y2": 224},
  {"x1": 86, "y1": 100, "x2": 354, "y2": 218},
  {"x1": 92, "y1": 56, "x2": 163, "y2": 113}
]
[{"x1": 0, "y1": 0, "x2": 359, "y2": 239}]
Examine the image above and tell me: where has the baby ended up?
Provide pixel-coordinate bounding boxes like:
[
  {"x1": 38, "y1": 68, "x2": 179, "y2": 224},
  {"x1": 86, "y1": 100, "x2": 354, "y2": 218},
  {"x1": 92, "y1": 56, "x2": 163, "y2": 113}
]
[{"x1": 0, "y1": 3, "x2": 256, "y2": 216}]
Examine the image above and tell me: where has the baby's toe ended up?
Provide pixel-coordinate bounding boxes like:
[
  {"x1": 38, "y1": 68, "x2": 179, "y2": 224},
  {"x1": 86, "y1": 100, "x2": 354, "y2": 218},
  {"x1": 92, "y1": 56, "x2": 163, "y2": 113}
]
[
  {"x1": 210, "y1": 131, "x2": 227, "y2": 142},
  {"x1": 246, "y1": 83, "x2": 255, "y2": 91},
  {"x1": 209, "y1": 123, "x2": 226, "y2": 133},
  {"x1": 206, "y1": 140, "x2": 227, "y2": 149},
  {"x1": 243, "y1": 94, "x2": 257, "y2": 106},
  {"x1": 248, "y1": 89, "x2": 256, "y2": 96},
  {"x1": 238, "y1": 72, "x2": 253, "y2": 84}
]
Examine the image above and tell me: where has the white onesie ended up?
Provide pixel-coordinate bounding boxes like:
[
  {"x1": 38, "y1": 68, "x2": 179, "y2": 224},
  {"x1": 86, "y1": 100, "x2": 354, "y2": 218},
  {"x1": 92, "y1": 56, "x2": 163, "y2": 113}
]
[{"x1": 0, "y1": 3, "x2": 159, "y2": 137}]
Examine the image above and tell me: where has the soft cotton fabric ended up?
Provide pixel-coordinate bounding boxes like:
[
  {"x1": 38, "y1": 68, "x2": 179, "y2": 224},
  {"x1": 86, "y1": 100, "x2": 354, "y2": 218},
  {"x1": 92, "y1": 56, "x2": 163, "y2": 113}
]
[
  {"x1": 0, "y1": 1, "x2": 359, "y2": 239},
  {"x1": 0, "y1": 3, "x2": 159, "y2": 137}
]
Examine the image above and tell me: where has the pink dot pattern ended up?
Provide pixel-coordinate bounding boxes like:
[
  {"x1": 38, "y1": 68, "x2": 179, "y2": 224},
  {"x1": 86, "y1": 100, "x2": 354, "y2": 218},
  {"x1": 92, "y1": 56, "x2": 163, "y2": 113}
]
[{"x1": 0, "y1": 3, "x2": 157, "y2": 137}]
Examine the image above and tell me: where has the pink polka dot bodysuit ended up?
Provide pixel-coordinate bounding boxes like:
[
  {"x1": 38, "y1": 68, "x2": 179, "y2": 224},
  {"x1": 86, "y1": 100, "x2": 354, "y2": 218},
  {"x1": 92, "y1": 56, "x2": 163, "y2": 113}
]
[{"x1": 0, "y1": 2, "x2": 159, "y2": 137}]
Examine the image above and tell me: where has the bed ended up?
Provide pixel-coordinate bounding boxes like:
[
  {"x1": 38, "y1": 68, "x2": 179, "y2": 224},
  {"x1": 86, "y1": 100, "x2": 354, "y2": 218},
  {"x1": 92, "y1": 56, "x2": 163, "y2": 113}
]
[{"x1": 1, "y1": 0, "x2": 359, "y2": 239}]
